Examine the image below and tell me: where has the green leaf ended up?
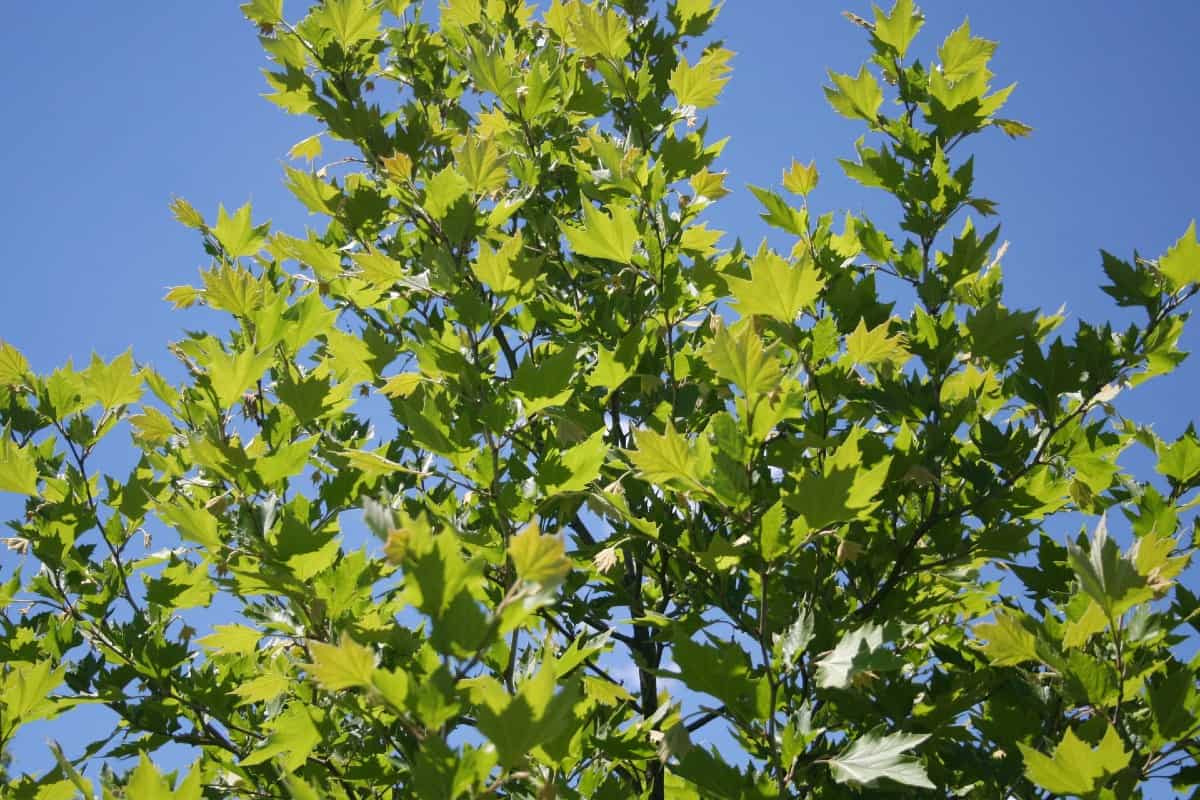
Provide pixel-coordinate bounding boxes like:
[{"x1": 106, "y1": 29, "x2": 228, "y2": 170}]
[
  {"x1": 782, "y1": 159, "x2": 819, "y2": 196},
  {"x1": 1157, "y1": 428, "x2": 1200, "y2": 484},
  {"x1": 317, "y1": 0, "x2": 381, "y2": 47},
  {"x1": 729, "y1": 245, "x2": 824, "y2": 323},
  {"x1": 1066, "y1": 515, "x2": 1153, "y2": 619},
  {"x1": 371, "y1": 668, "x2": 410, "y2": 711},
  {"x1": 702, "y1": 320, "x2": 783, "y2": 397},
  {"x1": 424, "y1": 165, "x2": 470, "y2": 220},
  {"x1": 126, "y1": 754, "x2": 172, "y2": 799},
  {"x1": 47, "y1": 741, "x2": 94, "y2": 799},
  {"x1": 471, "y1": 232, "x2": 528, "y2": 294},
  {"x1": 825, "y1": 66, "x2": 884, "y2": 121},
  {"x1": 241, "y1": 0, "x2": 283, "y2": 25},
  {"x1": 581, "y1": 674, "x2": 634, "y2": 706},
  {"x1": 241, "y1": 704, "x2": 321, "y2": 771},
  {"x1": 784, "y1": 439, "x2": 891, "y2": 534},
  {"x1": 509, "y1": 345, "x2": 577, "y2": 415},
  {"x1": 473, "y1": 664, "x2": 581, "y2": 768},
  {"x1": 207, "y1": 348, "x2": 274, "y2": 409},
  {"x1": 587, "y1": 334, "x2": 640, "y2": 397},
  {"x1": 257, "y1": 437, "x2": 315, "y2": 484},
  {"x1": 144, "y1": 558, "x2": 214, "y2": 611},
  {"x1": 232, "y1": 671, "x2": 291, "y2": 706},
  {"x1": 1148, "y1": 666, "x2": 1197, "y2": 742},
  {"x1": 1159, "y1": 221, "x2": 1200, "y2": 291},
  {"x1": 827, "y1": 729, "x2": 934, "y2": 789},
  {"x1": 169, "y1": 196, "x2": 206, "y2": 229},
  {"x1": 559, "y1": 202, "x2": 639, "y2": 265},
  {"x1": 1063, "y1": 651, "x2": 1119, "y2": 707},
  {"x1": 156, "y1": 497, "x2": 221, "y2": 550},
  {"x1": 82, "y1": 350, "x2": 143, "y2": 409},
  {"x1": 0, "y1": 340, "x2": 30, "y2": 387},
  {"x1": 8, "y1": 660, "x2": 64, "y2": 727},
  {"x1": 1062, "y1": 599, "x2": 1109, "y2": 648},
  {"x1": 569, "y1": 2, "x2": 630, "y2": 60},
  {"x1": 212, "y1": 202, "x2": 268, "y2": 258},
  {"x1": 1018, "y1": 725, "x2": 1130, "y2": 796},
  {"x1": 938, "y1": 20, "x2": 996, "y2": 82},
  {"x1": 974, "y1": 611, "x2": 1040, "y2": 666},
  {"x1": 287, "y1": 134, "x2": 322, "y2": 163},
  {"x1": 465, "y1": 39, "x2": 517, "y2": 98},
  {"x1": 669, "y1": 47, "x2": 734, "y2": 109},
  {"x1": 669, "y1": 0, "x2": 720, "y2": 35},
  {"x1": 843, "y1": 318, "x2": 909, "y2": 367},
  {"x1": 747, "y1": 185, "x2": 807, "y2": 235},
  {"x1": 672, "y1": 634, "x2": 766, "y2": 720},
  {"x1": 307, "y1": 633, "x2": 378, "y2": 691},
  {"x1": 442, "y1": 0, "x2": 482, "y2": 27},
  {"x1": 197, "y1": 624, "x2": 262, "y2": 656},
  {"x1": 542, "y1": 430, "x2": 608, "y2": 495},
  {"x1": 690, "y1": 168, "x2": 731, "y2": 202},
  {"x1": 284, "y1": 166, "x2": 339, "y2": 215},
  {"x1": 508, "y1": 522, "x2": 571, "y2": 588},
  {"x1": 274, "y1": 233, "x2": 342, "y2": 280},
  {"x1": 815, "y1": 622, "x2": 902, "y2": 689},
  {"x1": 627, "y1": 423, "x2": 709, "y2": 493},
  {"x1": 0, "y1": 433, "x2": 39, "y2": 497},
  {"x1": 872, "y1": 0, "x2": 924, "y2": 58},
  {"x1": 203, "y1": 263, "x2": 267, "y2": 314},
  {"x1": 775, "y1": 602, "x2": 815, "y2": 670},
  {"x1": 456, "y1": 135, "x2": 508, "y2": 195}
]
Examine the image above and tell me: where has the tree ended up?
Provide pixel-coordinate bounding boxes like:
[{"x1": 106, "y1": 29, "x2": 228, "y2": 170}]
[{"x1": 1, "y1": 0, "x2": 1198, "y2": 797}]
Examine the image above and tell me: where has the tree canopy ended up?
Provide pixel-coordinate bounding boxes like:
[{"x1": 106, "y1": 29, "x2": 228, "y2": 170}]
[{"x1": 2, "y1": 1, "x2": 1199, "y2": 797}]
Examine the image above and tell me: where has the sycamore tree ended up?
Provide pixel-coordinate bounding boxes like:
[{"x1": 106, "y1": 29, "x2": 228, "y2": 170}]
[{"x1": 2, "y1": 1, "x2": 1200, "y2": 797}]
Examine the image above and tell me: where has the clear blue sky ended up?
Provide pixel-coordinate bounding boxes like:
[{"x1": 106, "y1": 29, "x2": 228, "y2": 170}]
[{"x1": 1, "y1": 1, "x2": 1198, "y2": 792}]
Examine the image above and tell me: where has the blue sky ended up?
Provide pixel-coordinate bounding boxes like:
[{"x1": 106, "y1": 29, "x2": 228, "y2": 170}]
[{"x1": 1, "y1": 1, "x2": 1198, "y2": 792}]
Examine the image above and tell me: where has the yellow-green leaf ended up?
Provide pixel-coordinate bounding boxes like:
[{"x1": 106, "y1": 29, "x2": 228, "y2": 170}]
[
  {"x1": 843, "y1": 318, "x2": 909, "y2": 368},
  {"x1": 307, "y1": 634, "x2": 378, "y2": 691},
  {"x1": 872, "y1": 0, "x2": 924, "y2": 58},
  {"x1": 627, "y1": 423, "x2": 709, "y2": 493},
  {"x1": 1018, "y1": 726, "x2": 1129, "y2": 796},
  {"x1": 560, "y1": 202, "x2": 639, "y2": 265},
  {"x1": 197, "y1": 624, "x2": 262, "y2": 656},
  {"x1": 471, "y1": 232, "x2": 527, "y2": 293},
  {"x1": 202, "y1": 264, "x2": 265, "y2": 316},
  {"x1": 1159, "y1": 220, "x2": 1200, "y2": 292},
  {"x1": 938, "y1": 20, "x2": 996, "y2": 82},
  {"x1": 212, "y1": 203, "x2": 268, "y2": 259},
  {"x1": 317, "y1": 0, "x2": 381, "y2": 47},
  {"x1": 380, "y1": 372, "x2": 424, "y2": 398},
  {"x1": 169, "y1": 196, "x2": 206, "y2": 229},
  {"x1": 543, "y1": 430, "x2": 608, "y2": 495},
  {"x1": 729, "y1": 246, "x2": 824, "y2": 323},
  {"x1": 126, "y1": 754, "x2": 172, "y2": 799},
  {"x1": 82, "y1": 351, "x2": 142, "y2": 410},
  {"x1": 207, "y1": 348, "x2": 274, "y2": 409},
  {"x1": 825, "y1": 66, "x2": 884, "y2": 122},
  {"x1": 0, "y1": 340, "x2": 31, "y2": 387},
  {"x1": 424, "y1": 165, "x2": 470, "y2": 220},
  {"x1": 703, "y1": 320, "x2": 782, "y2": 396},
  {"x1": 569, "y1": 2, "x2": 630, "y2": 60},
  {"x1": 689, "y1": 168, "x2": 731, "y2": 204},
  {"x1": 456, "y1": 135, "x2": 508, "y2": 195},
  {"x1": 782, "y1": 159, "x2": 819, "y2": 196},
  {"x1": 233, "y1": 671, "x2": 291, "y2": 706},
  {"x1": 974, "y1": 611, "x2": 1040, "y2": 666},
  {"x1": 669, "y1": 46, "x2": 734, "y2": 109},
  {"x1": 508, "y1": 522, "x2": 571, "y2": 587}
]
